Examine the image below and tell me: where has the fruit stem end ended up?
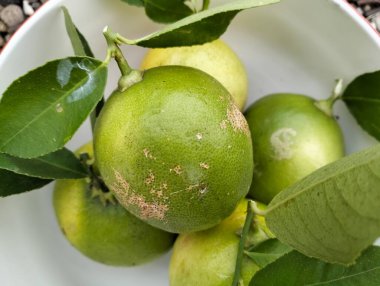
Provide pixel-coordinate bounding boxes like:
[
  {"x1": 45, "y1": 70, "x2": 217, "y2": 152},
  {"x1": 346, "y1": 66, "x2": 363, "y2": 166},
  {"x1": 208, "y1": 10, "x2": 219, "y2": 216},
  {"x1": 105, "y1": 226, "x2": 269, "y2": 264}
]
[
  {"x1": 103, "y1": 26, "x2": 143, "y2": 91},
  {"x1": 315, "y1": 79, "x2": 343, "y2": 117}
]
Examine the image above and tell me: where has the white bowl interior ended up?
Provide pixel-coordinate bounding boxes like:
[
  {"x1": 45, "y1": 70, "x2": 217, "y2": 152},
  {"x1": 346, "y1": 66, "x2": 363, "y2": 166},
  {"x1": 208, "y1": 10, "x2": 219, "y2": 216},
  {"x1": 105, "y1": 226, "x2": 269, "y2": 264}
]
[{"x1": 0, "y1": 0, "x2": 379, "y2": 285}]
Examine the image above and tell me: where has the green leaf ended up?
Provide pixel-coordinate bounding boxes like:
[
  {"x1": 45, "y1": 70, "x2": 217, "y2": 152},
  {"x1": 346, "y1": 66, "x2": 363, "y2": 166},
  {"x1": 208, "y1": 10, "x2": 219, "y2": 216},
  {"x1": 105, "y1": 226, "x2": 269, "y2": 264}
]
[
  {"x1": 144, "y1": 0, "x2": 194, "y2": 23},
  {"x1": 342, "y1": 70, "x2": 380, "y2": 141},
  {"x1": 62, "y1": 6, "x2": 94, "y2": 57},
  {"x1": 0, "y1": 169, "x2": 51, "y2": 197},
  {"x1": 121, "y1": 0, "x2": 279, "y2": 48},
  {"x1": 0, "y1": 57, "x2": 107, "y2": 158},
  {"x1": 265, "y1": 144, "x2": 380, "y2": 265},
  {"x1": 0, "y1": 148, "x2": 87, "y2": 179},
  {"x1": 250, "y1": 246, "x2": 380, "y2": 286},
  {"x1": 121, "y1": 0, "x2": 144, "y2": 7},
  {"x1": 245, "y1": 239, "x2": 293, "y2": 268}
]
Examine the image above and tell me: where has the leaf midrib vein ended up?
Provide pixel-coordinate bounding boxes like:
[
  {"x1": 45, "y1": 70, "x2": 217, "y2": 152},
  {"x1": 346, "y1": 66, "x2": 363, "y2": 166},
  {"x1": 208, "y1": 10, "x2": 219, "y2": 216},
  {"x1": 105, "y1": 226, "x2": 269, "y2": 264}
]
[
  {"x1": 0, "y1": 61, "x2": 103, "y2": 153},
  {"x1": 266, "y1": 153, "x2": 380, "y2": 214},
  {"x1": 307, "y1": 266, "x2": 380, "y2": 285}
]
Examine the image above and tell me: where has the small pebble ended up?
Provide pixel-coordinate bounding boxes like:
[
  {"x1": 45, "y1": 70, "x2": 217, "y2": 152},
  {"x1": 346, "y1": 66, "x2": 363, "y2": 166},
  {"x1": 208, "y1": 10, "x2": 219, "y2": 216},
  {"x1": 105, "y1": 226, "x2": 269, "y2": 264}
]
[
  {"x1": 23, "y1": 0, "x2": 34, "y2": 15},
  {"x1": 0, "y1": 0, "x2": 22, "y2": 5},
  {"x1": 0, "y1": 4, "x2": 24, "y2": 27},
  {"x1": 0, "y1": 19, "x2": 6, "y2": 31},
  {"x1": 30, "y1": 2, "x2": 39, "y2": 9}
]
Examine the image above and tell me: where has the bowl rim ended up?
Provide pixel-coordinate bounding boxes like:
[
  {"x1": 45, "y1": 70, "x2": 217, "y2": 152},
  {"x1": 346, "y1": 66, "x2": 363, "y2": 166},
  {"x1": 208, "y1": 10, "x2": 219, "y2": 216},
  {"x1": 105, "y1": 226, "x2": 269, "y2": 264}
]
[{"x1": 0, "y1": 0, "x2": 380, "y2": 67}]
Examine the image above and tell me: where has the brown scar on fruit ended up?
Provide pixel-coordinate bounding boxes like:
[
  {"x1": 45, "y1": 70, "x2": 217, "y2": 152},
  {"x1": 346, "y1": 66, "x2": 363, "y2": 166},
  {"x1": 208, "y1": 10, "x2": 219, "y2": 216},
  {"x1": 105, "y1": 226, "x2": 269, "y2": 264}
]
[
  {"x1": 128, "y1": 193, "x2": 168, "y2": 220},
  {"x1": 112, "y1": 170, "x2": 168, "y2": 220},
  {"x1": 145, "y1": 170, "x2": 155, "y2": 185},
  {"x1": 170, "y1": 165, "x2": 183, "y2": 175},
  {"x1": 220, "y1": 120, "x2": 228, "y2": 129},
  {"x1": 227, "y1": 103, "x2": 250, "y2": 135},
  {"x1": 143, "y1": 148, "x2": 156, "y2": 160},
  {"x1": 200, "y1": 162, "x2": 209, "y2": 169}
]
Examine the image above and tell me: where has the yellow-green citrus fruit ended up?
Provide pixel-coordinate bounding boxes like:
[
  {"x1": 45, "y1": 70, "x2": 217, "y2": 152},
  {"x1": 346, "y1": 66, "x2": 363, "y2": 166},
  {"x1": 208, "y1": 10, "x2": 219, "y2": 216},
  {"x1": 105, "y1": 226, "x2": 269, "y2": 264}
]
[
  {"x1": 169, "y1": 200, "x2": 271, "y2": 286},
  {"x1": 94, "y1": 66, "x2": 253, "y2": 233},
  {"x1": 53, "y1": 143, "x2": 175, "y2": 266},
  {"x1": 140, "y1": 39, "x2": 248, "y2": 111},
  {"x1": 245, "y1": 93, "x2": 345, "y2": 204}
]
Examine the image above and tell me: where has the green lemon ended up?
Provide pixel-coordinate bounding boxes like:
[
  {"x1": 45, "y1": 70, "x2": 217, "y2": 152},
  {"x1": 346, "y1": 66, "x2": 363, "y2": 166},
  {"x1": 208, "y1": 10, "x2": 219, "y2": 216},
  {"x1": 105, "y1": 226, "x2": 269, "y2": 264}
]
[
  {"x1": 169, "y1": 200, "x2": 271, "y2": 286},
  {"x1": 94, "y1": 66, "x2": 253, "y2": 233},
  {"x1": 245, "y1": 93, "x2": 345, "y2": 204},
  {"x1": 140, "y1": 39, "x2": 248, "y2": 111},
  {"x1": 53, "y1": 143, "x2": 175, "y2": 266}
]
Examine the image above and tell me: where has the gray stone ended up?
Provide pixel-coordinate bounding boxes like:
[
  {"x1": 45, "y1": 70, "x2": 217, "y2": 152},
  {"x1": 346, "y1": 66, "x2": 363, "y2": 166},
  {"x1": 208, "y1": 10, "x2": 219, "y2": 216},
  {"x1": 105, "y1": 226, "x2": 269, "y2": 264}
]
[
  {"x1": 0, "y1": 4, "x2": 24, "y2": 27},
  {"x1": 0, "y1": 19, "x2": 6, "y2": 32}
]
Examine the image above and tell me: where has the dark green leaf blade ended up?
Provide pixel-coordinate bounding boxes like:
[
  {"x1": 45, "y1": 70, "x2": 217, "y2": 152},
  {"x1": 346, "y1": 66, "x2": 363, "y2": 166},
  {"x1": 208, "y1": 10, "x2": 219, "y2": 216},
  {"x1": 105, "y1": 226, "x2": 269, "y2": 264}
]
[
  {"x1": 121, "y1": 0, "x2": 144, "y2": 7},
  {"x1": 0, "y1": 148, "x2": 87, "y2": 179},
  {"x1": 0, "y1": 57, "x2": 107, "y2": 158},
  {"x1": 250, "y1": 246, "x2": 380, "y2": 286},
  {"x1": 265, "y1": 144, "x2": 380, "y2": 265},
  {"x1": 0, "y1": 169, "x2": 51, "y2": 197},
  {"x1": 245, "y1": 239, "x2": 293, "y2": 268},
  {"x1": 62, "y1": 6, "x2": 94, "y2": 57},
  {"x1": 342, "y1": 70, "x2": 380, "y2": 141},
  {"x1": 127, "y1": 0, "x2": 279, "y2": 48},
  {"x1": 62, "y1": 7, "x2": 86, "y2": 57},
  {"x1": 144, "y1": 0, "x2": 194, "y2": 23}
]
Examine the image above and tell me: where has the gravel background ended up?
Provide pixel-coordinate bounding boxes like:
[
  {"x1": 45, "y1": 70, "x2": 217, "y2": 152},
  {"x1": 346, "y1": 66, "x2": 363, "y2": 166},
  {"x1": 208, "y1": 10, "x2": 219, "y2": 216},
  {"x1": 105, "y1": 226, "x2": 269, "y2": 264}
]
[{"x1": 0, "y1": 0, "x2": 379, "y2": 52}]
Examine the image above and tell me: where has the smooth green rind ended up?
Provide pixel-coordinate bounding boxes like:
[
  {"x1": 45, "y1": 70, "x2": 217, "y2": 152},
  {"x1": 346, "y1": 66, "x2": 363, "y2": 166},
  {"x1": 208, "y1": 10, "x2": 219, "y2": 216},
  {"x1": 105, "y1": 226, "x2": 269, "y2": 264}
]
[
  {"x1": 169, "y1": 200, "x2": 262, "y2": 286},
  {"x1": 144, "y1": 0, "x2": 193, "y2": 23},
  {"x1": 0, "y1": 57, "x2": 107, "y2": 158},
  {"x1": 54, "y1": 177, "x2": 175, "y2": 266},
  {"x1": 0, "y1": 169, "x2": 51, "y2": 197},
  {"x1": 250, "y1": 246, "x2": 380, "y2": 286},
  {"x1": 0, "y1": 148, "x2": 87, "y2": 179},
  {"x1": 245, "y1": 93, "x2": 344, "y2": 204},
  {"x1": 342, "y1": 70, "x2": 380, "y2": 141},
  {"x1": 121, "y1": 0, "x2": 144, "y2": 7},
  {"x1": 245, "y1": 239, "x2": 293, "y2": 268},
  {"x1": 95, "y1": 66, "x2": 253, "y2": 233},
  {"x1": 125, "y1": 0, "x2": 279, "y2": 48},
  {"x1": 266, "y1": 144, "x2": 380, "y2": 265}
]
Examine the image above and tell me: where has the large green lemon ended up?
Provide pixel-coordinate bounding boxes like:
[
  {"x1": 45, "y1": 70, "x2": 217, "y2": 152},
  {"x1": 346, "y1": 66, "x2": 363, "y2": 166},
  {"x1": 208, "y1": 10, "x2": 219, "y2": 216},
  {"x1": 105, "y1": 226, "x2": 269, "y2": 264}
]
[
  {"x1": 245, "y1": 93, "x2": 345, "y2": 204},
  {"x1": 140, "y1": 39, "x2": 248, "y2": 111},
  {"x1": 53, "y1": 143, "x2": 175, "y2": 266},
  {"x1": 169, "y1": 200, "x2": 271, "y2": 286},
  {"x1": 94, "y1": 66, "x2": 253, "y2": 233}
]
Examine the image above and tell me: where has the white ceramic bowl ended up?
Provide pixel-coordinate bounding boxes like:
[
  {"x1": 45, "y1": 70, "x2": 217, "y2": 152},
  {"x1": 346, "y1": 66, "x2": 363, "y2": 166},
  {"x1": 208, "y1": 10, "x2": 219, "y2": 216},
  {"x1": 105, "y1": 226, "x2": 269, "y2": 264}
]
[{"x1": 0, "y1": 0, "x2": 379, "y2": 285}]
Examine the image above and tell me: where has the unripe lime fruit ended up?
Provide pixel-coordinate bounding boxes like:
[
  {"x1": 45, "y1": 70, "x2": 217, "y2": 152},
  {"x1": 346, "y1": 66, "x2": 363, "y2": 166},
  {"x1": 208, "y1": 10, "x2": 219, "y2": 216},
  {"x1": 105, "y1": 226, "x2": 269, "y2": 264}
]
[
  {"x1": 53, "y1": 142, "x2": 175, "y2": 266},
  {"x1": 245, "y1": 93, "x2": 345, "y2": 204},
  {"x1": 169, "y1": 200, "x2": 271, "y2": 286},
  {"x1": 140, "y1": 39, "x2": 248, "y2": 110},
  {"x1": 94, "y1": 66, "x2": 253, "y2": 233}
]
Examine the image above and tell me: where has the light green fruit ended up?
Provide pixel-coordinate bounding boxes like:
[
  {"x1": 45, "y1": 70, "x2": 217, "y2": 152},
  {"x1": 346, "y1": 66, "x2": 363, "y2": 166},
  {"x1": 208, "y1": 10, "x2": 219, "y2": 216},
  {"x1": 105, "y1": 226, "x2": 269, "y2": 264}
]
[
  {"x1": 245, "y1": 93, "x2": 345, "y2": 204},
  {"x1": 53, "y1": 143, "x2": 175, "y2": 266},
  {"x1": 169, "y1": 200, "x2": 271, "y2": 286},
  {"x1": 140, "y1": 39, "x2": 248, "y2": 111},
  {"x1": 94, "y1": 66, "x2": 253, "y2": 233}
]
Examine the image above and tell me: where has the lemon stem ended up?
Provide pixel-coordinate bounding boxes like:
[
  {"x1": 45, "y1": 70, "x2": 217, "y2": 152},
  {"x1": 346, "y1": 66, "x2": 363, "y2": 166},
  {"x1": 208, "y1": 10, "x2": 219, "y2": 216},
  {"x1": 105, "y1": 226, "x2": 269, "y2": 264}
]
[
  {"x1": 315, "y1": 79, "x2": 343, "y2": 117},
  {"x1": 202, "y1": 0, "x2": 210, "y2": 10},
  {"x1": 103, "y1": 26, "x2": 143, "y2": 91},
  {"x1": 231, "y1": 200, "x2": 255, "y2": 286}
]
